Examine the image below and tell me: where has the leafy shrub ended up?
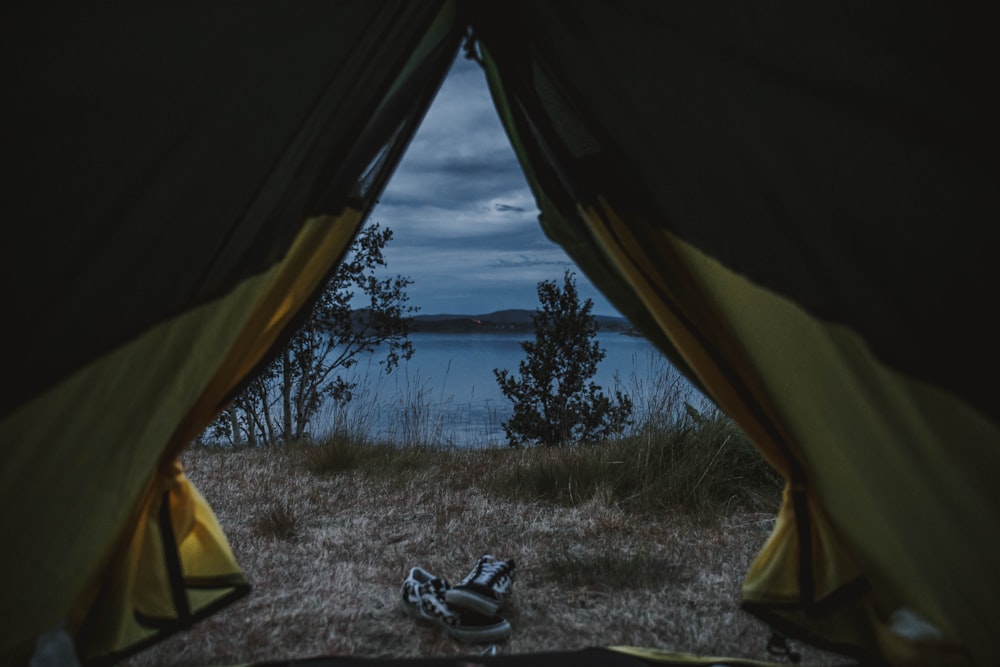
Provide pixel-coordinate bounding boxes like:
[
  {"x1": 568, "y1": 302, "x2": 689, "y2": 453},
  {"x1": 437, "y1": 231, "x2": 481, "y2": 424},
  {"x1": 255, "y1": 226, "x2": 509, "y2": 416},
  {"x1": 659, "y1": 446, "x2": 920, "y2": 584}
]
[{"x1": 494, "y1": 271, "x2": 632, "y2": 447}]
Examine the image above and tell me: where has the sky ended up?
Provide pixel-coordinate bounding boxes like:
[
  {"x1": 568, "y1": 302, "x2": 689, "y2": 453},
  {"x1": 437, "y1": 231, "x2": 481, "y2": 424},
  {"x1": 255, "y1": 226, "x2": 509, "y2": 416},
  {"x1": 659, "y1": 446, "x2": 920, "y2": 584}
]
[{"x1": 364, "y1": 52, "x2": 621, "y2": 318}]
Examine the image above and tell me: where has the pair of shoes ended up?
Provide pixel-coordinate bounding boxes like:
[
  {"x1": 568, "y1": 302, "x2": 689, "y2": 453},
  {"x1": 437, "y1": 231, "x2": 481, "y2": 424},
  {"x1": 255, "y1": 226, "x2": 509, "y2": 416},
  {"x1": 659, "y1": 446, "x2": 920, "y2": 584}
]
[
  {"x1": 399, "y1": 555, "x2": 515, "y2": 644},
  {"x1": 399, "y1": 566, "x2": 510, "y2": 644}
]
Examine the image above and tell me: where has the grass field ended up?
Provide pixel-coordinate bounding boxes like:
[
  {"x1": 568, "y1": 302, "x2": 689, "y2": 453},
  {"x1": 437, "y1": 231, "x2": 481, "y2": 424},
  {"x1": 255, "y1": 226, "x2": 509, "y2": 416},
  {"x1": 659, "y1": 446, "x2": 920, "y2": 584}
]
[{"x1": 122, "y1": 420, "x2": 847, "y2": 666}]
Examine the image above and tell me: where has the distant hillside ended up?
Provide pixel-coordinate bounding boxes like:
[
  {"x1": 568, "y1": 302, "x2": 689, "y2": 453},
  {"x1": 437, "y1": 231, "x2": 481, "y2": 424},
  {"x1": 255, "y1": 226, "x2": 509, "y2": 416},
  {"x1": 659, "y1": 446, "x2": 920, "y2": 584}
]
[{"x1": 410, "y1": 309, "x2": 631, "y2": 333}]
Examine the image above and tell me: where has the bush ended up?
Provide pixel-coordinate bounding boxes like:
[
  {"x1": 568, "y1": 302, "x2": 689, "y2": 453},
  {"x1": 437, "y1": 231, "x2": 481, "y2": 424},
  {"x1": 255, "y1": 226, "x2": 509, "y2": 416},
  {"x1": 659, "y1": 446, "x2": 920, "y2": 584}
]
[
  {"x1": 494, "y1": 271, "x2": 632, "y2": 447},
  {"x1": 486, "y1": 403, "x2": 782, "y2": 514}
]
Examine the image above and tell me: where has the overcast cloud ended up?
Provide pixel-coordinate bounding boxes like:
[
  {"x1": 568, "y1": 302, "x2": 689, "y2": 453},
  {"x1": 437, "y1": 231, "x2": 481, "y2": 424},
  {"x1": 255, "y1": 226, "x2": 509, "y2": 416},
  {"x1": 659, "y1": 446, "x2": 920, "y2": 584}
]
[{"x1": 367, "y1": 53, "x2": 620, "y2": 317}]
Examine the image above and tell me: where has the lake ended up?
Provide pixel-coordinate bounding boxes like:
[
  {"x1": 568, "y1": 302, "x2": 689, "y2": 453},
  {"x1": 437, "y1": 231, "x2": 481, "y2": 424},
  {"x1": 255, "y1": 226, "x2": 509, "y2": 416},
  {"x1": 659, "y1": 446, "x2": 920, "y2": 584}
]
[{"x1": 315, "y1": 331, "x2": 707, "y2": 447}]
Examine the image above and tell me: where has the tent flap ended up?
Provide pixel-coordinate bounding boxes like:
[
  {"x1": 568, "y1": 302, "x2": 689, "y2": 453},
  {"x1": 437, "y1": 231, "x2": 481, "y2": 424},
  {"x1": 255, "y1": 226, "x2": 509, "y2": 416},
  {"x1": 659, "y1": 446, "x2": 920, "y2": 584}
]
[
  {"x1": 471, "y1": 2, "x2": 998, "y2": 663},
  {"x1": 2, "y1": 1, "x2": 997, "y2": 665},
  {"x1": 1, "y1": 1, "x2": 463, "y2": 662}
]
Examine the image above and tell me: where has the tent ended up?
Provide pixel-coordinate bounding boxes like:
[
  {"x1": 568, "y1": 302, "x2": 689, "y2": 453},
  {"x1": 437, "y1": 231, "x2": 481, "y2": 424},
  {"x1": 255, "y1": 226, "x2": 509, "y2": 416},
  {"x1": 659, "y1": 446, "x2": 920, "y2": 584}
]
[{"x1": 2, "y1": 1, "x2": 996, "y2": 664}]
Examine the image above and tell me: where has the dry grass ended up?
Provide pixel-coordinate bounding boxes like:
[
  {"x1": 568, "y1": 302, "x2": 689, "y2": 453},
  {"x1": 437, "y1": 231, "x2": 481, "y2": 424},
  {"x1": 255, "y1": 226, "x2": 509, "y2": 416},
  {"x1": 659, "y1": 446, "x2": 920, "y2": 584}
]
[{"x1": 121, "y1": 445, "x2": 845, "y2": 667}]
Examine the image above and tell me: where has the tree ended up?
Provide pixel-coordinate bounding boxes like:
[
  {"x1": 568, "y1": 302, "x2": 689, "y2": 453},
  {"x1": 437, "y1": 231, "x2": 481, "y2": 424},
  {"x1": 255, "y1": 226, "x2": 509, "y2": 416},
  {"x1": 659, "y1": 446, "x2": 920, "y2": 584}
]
[
  {"x1": 494, "y1": 270, "x2": 632, "y2": 447},
  {"x1": 209, "y1": 222, "x2": 415, "y2": 445}
]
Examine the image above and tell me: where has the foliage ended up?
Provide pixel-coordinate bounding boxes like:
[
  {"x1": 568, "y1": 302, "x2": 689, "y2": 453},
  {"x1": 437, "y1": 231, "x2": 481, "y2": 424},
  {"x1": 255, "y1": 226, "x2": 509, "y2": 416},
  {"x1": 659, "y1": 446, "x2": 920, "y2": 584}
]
[
  {"x1": 304, "y1": 434, "x2": 441, "y2": 479},
  {"x1": 206, "y1": 222, "x2": 415, "y2": 446},
  {"x1": 494, "y1": 270, "x2": 633, "y2": 447},
  {"x1": 487, "y1": 401, "x2": 783, "y2": 513}
]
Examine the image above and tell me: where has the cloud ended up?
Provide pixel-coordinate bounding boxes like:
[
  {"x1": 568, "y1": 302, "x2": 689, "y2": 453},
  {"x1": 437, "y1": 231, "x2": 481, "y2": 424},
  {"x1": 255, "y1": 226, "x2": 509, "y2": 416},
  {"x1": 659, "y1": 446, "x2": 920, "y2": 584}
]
[
  {"x1": 494, "y1": 203, "x2": 526, "y2": 213},
  {"x1": 362, "y1": 53, "x2": 620, "y2": 317},
  {"x1": 379, "y1": 162, "x2": 527, "y2": 211},
  {"x1": 379, "y1": 56, "x2": 524, "y2": 213},
  {"x1": 493, "y1": 254, "x2": 570, "y2": 269}
]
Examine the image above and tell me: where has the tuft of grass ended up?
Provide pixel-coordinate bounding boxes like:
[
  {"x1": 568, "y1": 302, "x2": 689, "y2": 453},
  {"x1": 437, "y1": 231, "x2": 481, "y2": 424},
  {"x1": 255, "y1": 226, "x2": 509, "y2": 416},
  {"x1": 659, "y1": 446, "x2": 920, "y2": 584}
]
[
  {"x1": 301, "y1": 396, "x2": 781, "y2": 516},
  {"x1": 495, "y1": 447, "x2": 632, "y2": 506},
  {"x1": 389, "y1": 368, "x2": 453, "y2": 448},
  {"x1": 623, "y1": 401, "x2": 783, "y2": 513},
  {"x1": 253, "y1": 498, "x2": 300, "y2": 540},
  {"x1": 304, "y1": 430, "x2": 365, "y2": 474},
  {"x1": 483, "y1": 403, "x2": 782, "y2": 514},
  {"x1": 303, "y1": 430, "x2": 445, "y2": 481},
  {"x1": 473, "y1": 351, "x2": 782, "y2": 514}
]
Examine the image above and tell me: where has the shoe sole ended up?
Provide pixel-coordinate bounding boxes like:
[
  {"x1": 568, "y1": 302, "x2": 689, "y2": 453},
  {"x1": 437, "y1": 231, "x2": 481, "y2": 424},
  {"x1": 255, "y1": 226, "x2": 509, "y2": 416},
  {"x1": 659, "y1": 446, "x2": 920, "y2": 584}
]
[
  {"x1": 400, "y1": 597, "x2": 510, "y2": 643},
  {"x1": 446, "y1": 617, "x2": 511, "y2": 644},
  {"x1": 444, "y1": 588, "x2": 503, "y2": 617}
]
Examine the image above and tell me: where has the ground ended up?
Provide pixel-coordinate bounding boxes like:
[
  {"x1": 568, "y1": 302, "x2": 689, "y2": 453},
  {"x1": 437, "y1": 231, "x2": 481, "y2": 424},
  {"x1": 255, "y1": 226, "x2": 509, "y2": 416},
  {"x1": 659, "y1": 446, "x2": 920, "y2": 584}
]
[{"x1": 121, "y1": 447, "x2": 847, "y2": 667}]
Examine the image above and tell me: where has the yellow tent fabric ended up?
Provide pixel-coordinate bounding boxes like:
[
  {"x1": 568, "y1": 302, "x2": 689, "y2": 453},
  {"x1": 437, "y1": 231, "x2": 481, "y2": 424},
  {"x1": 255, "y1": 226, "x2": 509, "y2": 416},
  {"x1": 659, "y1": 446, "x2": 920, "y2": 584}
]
[{"x1": 73, "y1": 461, "x2": 248, "y2": 662}]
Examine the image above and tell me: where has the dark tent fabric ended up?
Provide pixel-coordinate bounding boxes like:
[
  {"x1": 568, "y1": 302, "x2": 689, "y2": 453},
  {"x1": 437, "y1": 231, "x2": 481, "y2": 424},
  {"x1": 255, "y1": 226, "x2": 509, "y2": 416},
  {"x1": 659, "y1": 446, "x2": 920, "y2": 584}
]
[
  {"x1": 470, "y1": 3, "x2": 999, "y2": 663},
  {"x1": 1, "y1": 1, "x2": 463, "y2": 663},
  {"x1": 1, "y1": 1, "x2": 997, "y2": 665}
]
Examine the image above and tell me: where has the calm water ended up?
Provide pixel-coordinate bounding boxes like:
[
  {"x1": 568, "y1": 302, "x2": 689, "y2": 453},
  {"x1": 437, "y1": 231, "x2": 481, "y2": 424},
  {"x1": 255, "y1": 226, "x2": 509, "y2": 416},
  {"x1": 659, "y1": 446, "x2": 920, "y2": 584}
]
[{"x1": 316, "y1": 331, "x2": 705, "y2": 447}]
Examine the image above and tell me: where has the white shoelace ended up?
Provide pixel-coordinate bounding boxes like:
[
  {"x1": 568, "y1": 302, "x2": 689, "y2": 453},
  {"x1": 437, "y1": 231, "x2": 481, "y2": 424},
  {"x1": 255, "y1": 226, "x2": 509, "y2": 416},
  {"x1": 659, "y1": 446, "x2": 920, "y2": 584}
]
[{"x1": 467, "y1": 556, "x2": 511, "y2": 586}]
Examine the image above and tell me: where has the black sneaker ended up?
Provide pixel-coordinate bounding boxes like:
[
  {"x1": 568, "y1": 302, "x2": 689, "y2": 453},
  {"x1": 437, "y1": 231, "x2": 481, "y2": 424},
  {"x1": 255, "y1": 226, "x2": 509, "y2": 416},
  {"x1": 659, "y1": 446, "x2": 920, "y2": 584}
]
[{"x1": 444, "y1": 555, "x2": 515, "y2": 617}]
